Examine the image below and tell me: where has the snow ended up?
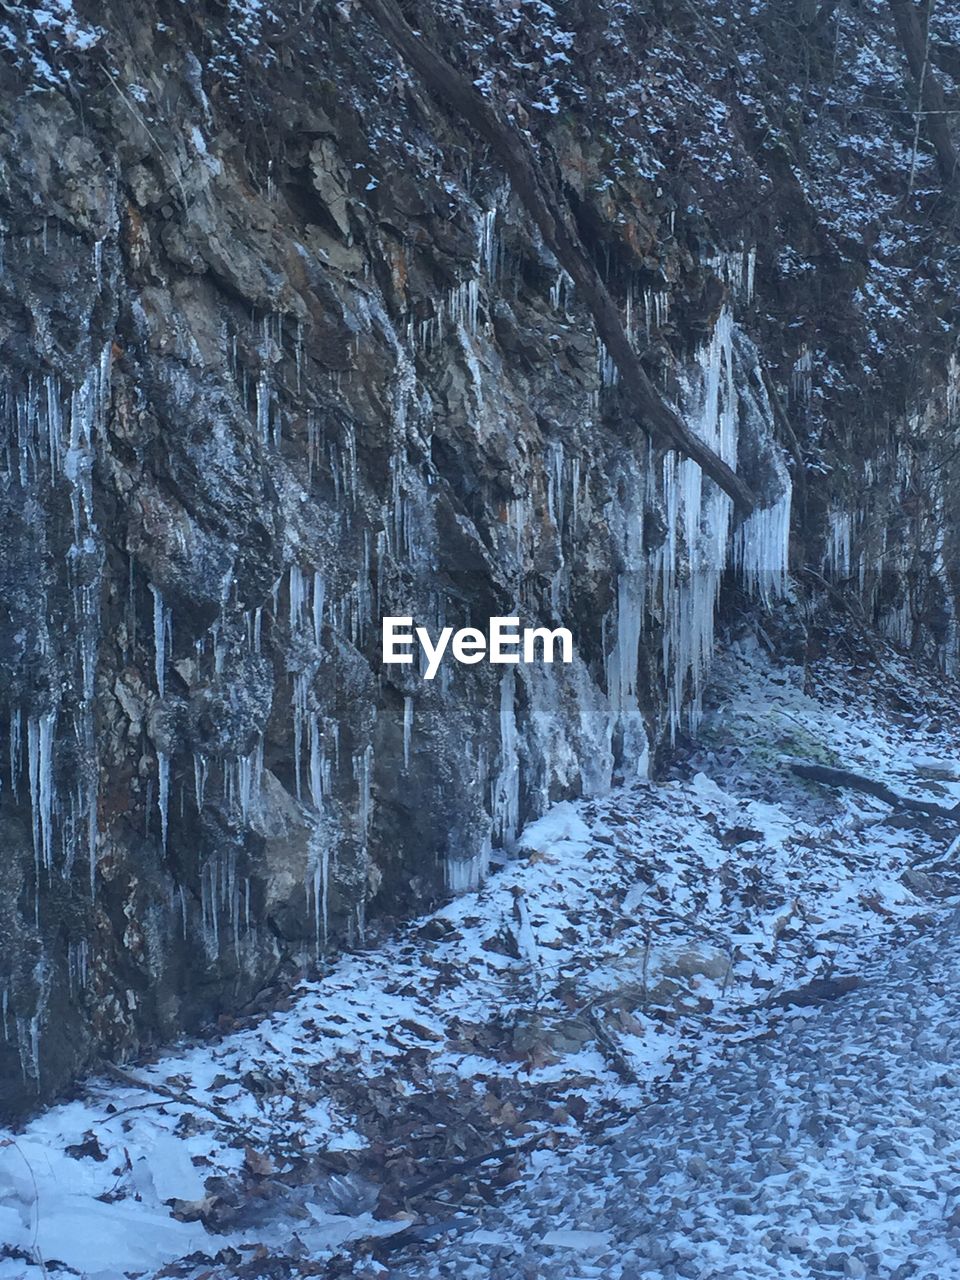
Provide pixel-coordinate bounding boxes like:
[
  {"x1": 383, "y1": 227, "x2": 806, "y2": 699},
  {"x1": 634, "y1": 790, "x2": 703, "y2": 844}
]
[
  {"x1": 517, "y1": 801, "x2": 591, "y2": 852},
  {"x1": 4, "y1": 640, "x2": 960, "y2": 1278}
]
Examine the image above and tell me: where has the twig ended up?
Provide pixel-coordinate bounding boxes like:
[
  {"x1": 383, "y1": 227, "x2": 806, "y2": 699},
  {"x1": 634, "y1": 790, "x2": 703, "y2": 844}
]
[
  {"x1": 797, "y1": 566, "x2": 881, "y2": 660},
  {"x1": 404, "y1": 1135, "x2": 538, "y2": 1200},
  {"x1": 101, "y1": 1063, "x2": 261, "y2": 1140},
  {"x1": 101, "y1": 67, "x2": 190, "y2": 214},
  {"x1": 4, "y1": 1140, "x2": 45, "y2": 1276},
  {"x1": 756, "y1": 365, "x2": 806, "y2": 506},
  {"x1": 907, "y1": 22, "x2": 930, "y2": 197},
  {"x1": 588, "y1": 1009, "x2": 640, "y2": 1085}
]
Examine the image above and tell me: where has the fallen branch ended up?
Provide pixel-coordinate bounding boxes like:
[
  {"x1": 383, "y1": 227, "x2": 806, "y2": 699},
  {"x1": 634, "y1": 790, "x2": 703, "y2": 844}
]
[
  {"x1": 797, "y1": 566, "x2": 881, "y2": 660},
  {"x1": 789, "y1": 761, "x2": 960, "y2": 819},
  {"x1": 357, "y1": 0, "x2": 756, "y2": 513},
  {"x1": 102, "y1": 1063, "x2": 258, "y2": 1140},
  {"x1": 766, "y1": 974, "x2": 860, "y2": 1009},
  {"x1": 403, "y1": 1138, "x2": 534, "y2": 1200}
]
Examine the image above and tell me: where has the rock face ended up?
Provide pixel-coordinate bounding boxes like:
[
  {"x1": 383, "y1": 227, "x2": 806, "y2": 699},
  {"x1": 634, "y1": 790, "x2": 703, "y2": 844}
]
[{"x1": 0, "y1": 0, "x2": 958, "y2": 1110}]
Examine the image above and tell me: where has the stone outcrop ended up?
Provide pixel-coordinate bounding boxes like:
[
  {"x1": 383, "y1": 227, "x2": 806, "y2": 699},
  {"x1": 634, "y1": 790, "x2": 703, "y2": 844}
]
[{"x1": 0, "y1": 0, "x2": 958, "y2": 1110}]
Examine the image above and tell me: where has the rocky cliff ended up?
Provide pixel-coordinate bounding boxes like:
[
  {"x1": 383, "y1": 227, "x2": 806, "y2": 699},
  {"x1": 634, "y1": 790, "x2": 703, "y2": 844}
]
[{"x1": 0, "y1": 0, "x2": 958, "y2": 1111}]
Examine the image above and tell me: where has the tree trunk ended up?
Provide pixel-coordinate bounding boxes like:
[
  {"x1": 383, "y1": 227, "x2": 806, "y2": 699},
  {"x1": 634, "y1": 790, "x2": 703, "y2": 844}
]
[
  {"x1": 356, "y1": 0, "x2": 757, "y2": 513},
  {"x1": 889, "y1": 0, "x2": 959, "y2": 187}
]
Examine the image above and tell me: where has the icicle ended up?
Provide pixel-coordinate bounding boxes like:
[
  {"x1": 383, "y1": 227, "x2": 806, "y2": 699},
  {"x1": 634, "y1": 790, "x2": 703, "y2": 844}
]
[
  {"x1": 27, "y1": 717, "x2": 40, "y2": 882},
  {"x1": 448, "y1": 279, "x2": 480, "y2": 335},
  {"x1": 87, "y1": 797, "x2": 97, "y2": 899},
  {"x1": 735, "y1": 487, "x2": 792, "y2": 604},
  {"x1": 26, "y1": 710, "x2": 58, "y2": 874},
  {"x1": 213, "y1": 620, "x2": 226, "y2": 675},
  {"x1": 480, "y1": 207, "x2": 498, "y2": 278},
  {"x1": 289, "y1": 563, "x2": 305, "y2": 632},
  {"x1": 354, "y1": 744, "x2": 374, "y2": 843},
  {"x1": 307, "y1": 714, "x2": 323, "y2": 811},
  {"x1": 292, "y1": 671, "x2": 307, "y2": 801},
  {"x1": 402, "y1": 696, "x2": 413, "y2": 771},
  {"x1": 546, "y1": 440, "x2": 565, "y2": 533},
  {"x1": 256, "y1": 374, "x2": 271, "y2": 444},
  {"x1": 824, "y1": 508, "x2": 853, "y2": 577},
  {"x1": 150, "y1": 585, "x2": 166, "y2": 698},
  {"x1": 307, "y1": 826, "x2": 331, "y2": 954},
  {"x1": 491, "y1": 670, "x2": 519, "y2": 851},
  {"x1": 606, "y1": 573, "x2": 644, "y2": 718},
  {"x1": 9, "y1": 708, "x2": 21, "y2": 799},
  {"x1": 597, "y1": 338, "x2": 619, "y2": 388},
  {"x1": 26, "y1": 709, "x2": 58, "y2": 895},
  {"x1": 549, "y1": 268, "x2": 572, "y2": 314},
  {"x1": 792, "y1": 346, "x2": 813, "y2": 402},
  {"x1": 158, "y1": 751, "x2": 169, "y2": 851},
  {"x1": 307, "y1": 411, "x2": 318, "y2": 484},
  {"x1": 649, "y1": 307, "x2": 737, "y2": 736},
  {"x1": 445, "y1": 836, "x2": 491, "y2": 895},
  {"x1": 643, "y1": 288, "x2": 671, "y2": 334},
  {"x1": 703, "y1": 244, "x2": 755, "y2": 302},
  {"x1": 193, "y1": 753, "x2": 207, "y2": 811},
  {"x1": 312, "y1": 571, "x2": 325, "y2": 646},
  {"x1": 320, "y1": 839, "x2": 329, "y2": 948},
  {"x1": 745, "y1": 246, "x2": 757, "y2": 302},
  {"x1": 68, "y1": 939, "x2": 89, "y2": 997},
  {"x1": 343, "y1": 422, "x2": 358, "y2": 506}
]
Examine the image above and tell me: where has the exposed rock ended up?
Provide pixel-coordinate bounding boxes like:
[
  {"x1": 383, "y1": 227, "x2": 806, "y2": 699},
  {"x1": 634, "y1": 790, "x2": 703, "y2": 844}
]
[{"x1": 0, "y1": 0, "x2": 959, "y2": 1111}]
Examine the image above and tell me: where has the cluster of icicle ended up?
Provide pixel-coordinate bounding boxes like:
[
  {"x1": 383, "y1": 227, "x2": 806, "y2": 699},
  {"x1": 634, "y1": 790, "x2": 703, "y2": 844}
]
[
  {"x1": 1, "y1": 343, "x2": 111, "y2": 915},
  {"x1": 601, "y1": 305, "x2": 793, "y2": 743},
  {"x1": 0, "y1": 333, "x2": 111, "y2": 1082},
  {"x1": 392, "y1": 209, "x2": 795, "y2": 887},
  {"x1": 2, "y1": 202, "x2": 798, "y2": 1052},
  {"x1": 813, "y1": 351, "x2": 960, "y2": 678}
]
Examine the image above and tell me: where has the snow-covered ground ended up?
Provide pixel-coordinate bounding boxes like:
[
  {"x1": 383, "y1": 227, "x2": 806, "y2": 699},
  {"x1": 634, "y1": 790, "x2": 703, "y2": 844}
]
[
  {"x1": 392, "y1": 909, "x2": 960, "y2": 1280},
  {"x1": 3, "y1": 638, "x2": 960, "y2": 1279}
]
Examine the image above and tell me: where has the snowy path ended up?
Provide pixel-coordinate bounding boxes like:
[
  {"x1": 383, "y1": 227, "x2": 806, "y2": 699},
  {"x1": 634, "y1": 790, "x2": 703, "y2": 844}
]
[{"x1": 393, "y1": 913, "x2": 960, "y2": 1280}]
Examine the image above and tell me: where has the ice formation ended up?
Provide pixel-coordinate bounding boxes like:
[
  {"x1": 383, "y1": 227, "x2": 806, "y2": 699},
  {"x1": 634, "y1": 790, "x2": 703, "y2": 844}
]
[
  {"x1": 704, "y1": 244, "x2": 757, "y2": 302},
  {"x1": 402, "y1": 695, "x2": 414, "y2": 771},
  {"x1": 2, "y1": 348, "x2": 112, "y2": 916},
  {"x1": 600, "y1": 303, "x2": 793, "y2": 745},
  {"x1": 735, "y1": 488, "x2": 793, "y2": 604},
  {"x1": 824, "y1": 508, "x2": 854, "y2": 577},
  {"x1": 491, "y1": 670, "x2": 520, "y2": 853}
]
